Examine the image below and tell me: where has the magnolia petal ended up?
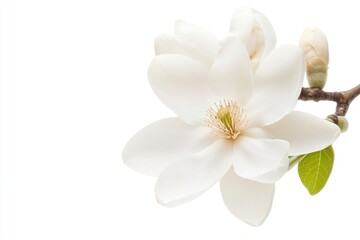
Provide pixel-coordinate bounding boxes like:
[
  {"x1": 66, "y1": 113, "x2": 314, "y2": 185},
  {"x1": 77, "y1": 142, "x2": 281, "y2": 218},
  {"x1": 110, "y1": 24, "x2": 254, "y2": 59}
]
[
  {"x1": 155, "y1": 139, "x2": 233, "y2": 207},
  {"x1": 232, "y1": 136, "x2": 290, "y2": 184},
  {"x1": 246, "y1": 45, "x2": 304, "y2": 127},
  {"x1": 154, "y1": 34, "x2": 186, "y2": 56},
  {"x1": 210, "y1": 36, "x2": 253, "y2": 105},
  {"x1": 230, "y1": 7, "x2": 276, "y2": 62},
  {"x1": 122, "y1": 118, "x2": 214, "y2": 177},
  {"x1": 299, "y1": 26, "x2": 329, "y2": 63},
  {"x1": 173, "y1": 20, "x2": 218, "y2": 68},
  {"x1": 249, "y1": 111, "x2": 340, "y2": 156},
  {"x1": 220, "y1": 168, "x2": 275, "y2": 226},
  {"x1": 229, "y1": 10, "x2": 265, "y2": 70},
  {"x1": 148, "y1": 54, "x2": 213, "y2": 125}
]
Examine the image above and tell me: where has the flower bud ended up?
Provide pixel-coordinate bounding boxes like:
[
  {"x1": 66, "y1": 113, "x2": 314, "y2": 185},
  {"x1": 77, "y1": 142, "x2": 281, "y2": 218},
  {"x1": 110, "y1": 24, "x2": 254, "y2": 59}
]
[
  {"x1": 337, "y1": 116, "x2": 349, "y2": 133},
  {"x1": 299, "y1": 27, "x2": 329, "y2": 64},
  {"x1": 306, "y1": 57, "x2": 328, "y2": 88}
]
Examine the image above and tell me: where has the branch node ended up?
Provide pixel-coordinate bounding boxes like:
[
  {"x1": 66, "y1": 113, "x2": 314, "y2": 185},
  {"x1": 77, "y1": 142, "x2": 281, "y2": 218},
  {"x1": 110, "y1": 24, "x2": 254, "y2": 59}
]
[{"x1": 299, "y1": 84, "x2": 360, "y2": 117}]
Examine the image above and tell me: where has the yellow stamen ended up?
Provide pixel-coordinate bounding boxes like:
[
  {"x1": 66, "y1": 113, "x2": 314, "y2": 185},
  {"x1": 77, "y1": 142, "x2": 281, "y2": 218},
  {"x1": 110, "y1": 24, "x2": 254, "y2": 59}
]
[{"x1": 205, "y1": 100, "x2": 247, "y2": 140}]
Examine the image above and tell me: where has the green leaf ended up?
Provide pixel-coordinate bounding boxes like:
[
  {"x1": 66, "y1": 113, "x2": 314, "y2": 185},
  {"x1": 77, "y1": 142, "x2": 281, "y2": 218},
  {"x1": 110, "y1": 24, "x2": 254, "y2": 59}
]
[{"x1": 298, "y1": 145, "x2": 334, "y2": 195}]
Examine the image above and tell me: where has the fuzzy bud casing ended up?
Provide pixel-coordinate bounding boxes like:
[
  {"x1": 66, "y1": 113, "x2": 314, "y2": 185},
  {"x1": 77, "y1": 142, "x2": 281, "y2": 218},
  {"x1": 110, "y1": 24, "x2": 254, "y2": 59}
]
[
  {"x1": 337, "y1": 116, "x2": 349, "y2": 133},
  {"x1": 306, "y1": 57, "x2": 328, "y2": 88}
]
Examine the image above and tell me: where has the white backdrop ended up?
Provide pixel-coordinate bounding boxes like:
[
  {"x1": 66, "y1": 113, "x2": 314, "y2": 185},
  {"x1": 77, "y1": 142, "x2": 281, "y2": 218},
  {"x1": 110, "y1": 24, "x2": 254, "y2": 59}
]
[{"x1": 2, "y1": 0, "x2": 360, "y2": 239}]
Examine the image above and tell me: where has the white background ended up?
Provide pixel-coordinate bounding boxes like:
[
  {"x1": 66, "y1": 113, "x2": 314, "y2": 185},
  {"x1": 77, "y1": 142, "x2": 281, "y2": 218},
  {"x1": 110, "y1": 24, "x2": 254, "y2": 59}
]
[{"x1": 2, "y1": 0, "x2": 360, "y2": 239}]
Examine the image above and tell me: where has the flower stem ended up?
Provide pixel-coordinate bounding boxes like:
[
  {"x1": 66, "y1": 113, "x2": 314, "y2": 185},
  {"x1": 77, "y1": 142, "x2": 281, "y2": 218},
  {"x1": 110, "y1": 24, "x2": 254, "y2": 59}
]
[{"x1": 298, "y1": 84, "x2": 360, "y2": 122}]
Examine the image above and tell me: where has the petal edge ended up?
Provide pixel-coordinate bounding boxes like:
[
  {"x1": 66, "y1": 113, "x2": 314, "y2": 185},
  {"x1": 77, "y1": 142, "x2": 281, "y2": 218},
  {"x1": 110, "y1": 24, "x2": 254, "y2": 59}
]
[{"x1": 220, "y1": 168, "x2": 275, "y2": 226}]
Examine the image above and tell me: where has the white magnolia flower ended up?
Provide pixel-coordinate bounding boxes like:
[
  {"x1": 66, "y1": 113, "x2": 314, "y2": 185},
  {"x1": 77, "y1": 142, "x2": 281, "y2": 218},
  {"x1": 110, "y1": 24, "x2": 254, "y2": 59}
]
[{"x1": 123, "y1": 9, "x2": 340, "y2": 226}]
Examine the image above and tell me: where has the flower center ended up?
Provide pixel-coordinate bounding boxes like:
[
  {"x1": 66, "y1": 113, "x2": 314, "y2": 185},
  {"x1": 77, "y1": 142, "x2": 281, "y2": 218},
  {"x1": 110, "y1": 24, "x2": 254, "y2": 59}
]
[{"x1": 205, "y1": 100, "x2": 248, "y2": 140}]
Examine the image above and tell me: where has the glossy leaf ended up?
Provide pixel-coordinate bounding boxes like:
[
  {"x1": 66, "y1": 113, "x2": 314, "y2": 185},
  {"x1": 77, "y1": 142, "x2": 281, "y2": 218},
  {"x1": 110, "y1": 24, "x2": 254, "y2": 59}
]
[{"x1": 298, "y1": 145, "x2": 334, "y2": 195}]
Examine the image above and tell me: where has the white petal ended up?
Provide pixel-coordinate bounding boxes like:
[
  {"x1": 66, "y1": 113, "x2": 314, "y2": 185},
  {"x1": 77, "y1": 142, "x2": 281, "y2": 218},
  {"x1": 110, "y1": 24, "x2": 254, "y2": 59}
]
[
  {"x1": 220, "y1": 168, "x2": 275, "y2": 226},
  {"x1": 155, "y1": 139, "x2": 233, "y2": 207},
  {"x1": 122, "y1": 118, "x2": 214, "y2": 176},
  {"x1": 148, "y1": 54, "x2": 213, "y2": 125},
  {"x1": 246, "y1": 45, "x2": 305, "y2": 127},
  {"x1": 154, "y1": 34, "x2": 185, "y2": 56},
  {"x1": 251, "y1": 9, "x2": 276, "y2": 59},
  {"x1": 210, "y1": 36, "x2": 253, "y2": 105},
  {"x1": 230, "y1": 8, "x2": 276, "y2": 62},
  {"x1": 250, "y1": 111, "x2": 340, "y2": 156},
  {"x1": 173, "y1": 20, "x2": 218, "y2": 68},
  {"x1": 299, "y1": 26, "x2": 329, "y2": 63},
  {"x1": 232, "y1": 136, "x2": 290, "y2": 183},
  {"x1": 229, "y1": 10, "x2": 264, "y2": 70}
]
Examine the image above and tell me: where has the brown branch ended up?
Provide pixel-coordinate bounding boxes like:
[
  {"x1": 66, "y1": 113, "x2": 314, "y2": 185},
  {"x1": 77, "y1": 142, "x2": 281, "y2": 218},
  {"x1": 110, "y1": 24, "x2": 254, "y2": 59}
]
[{"x1": 298, "y1": 84, "x2": 360, "y2": 121}]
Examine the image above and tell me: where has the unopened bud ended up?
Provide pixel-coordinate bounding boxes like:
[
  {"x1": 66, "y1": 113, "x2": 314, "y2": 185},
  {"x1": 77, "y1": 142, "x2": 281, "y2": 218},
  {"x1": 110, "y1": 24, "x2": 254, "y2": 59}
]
[
  {"x1": 299, "y1": 26, "x2": 329, "y2": 64},
  {"x1": 306, "y1": 57, "x2": 328, "y2": 88},
  {"x1": 337, "y1": 116, "x2": 349, "y2": 133}
]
